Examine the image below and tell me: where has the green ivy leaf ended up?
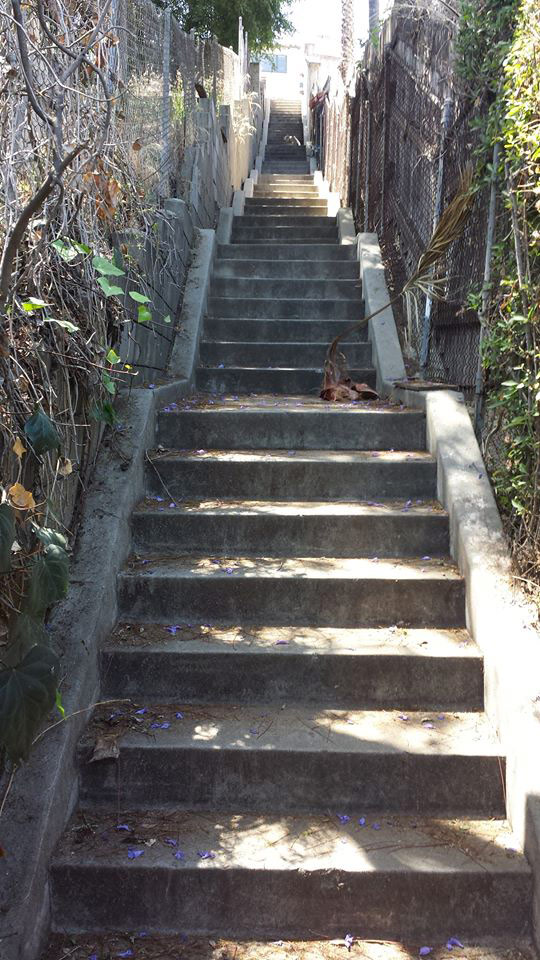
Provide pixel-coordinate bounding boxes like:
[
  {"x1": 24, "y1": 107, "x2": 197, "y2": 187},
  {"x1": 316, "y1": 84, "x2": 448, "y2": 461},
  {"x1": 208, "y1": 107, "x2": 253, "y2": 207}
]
[
  {"x1": 0, "y1": 645, "x2": 60, "y2": 763},
  {"x1": 0, "y1": 503, "x2": 15, "y2": 574},
  {"x1": 106, "y1": 348, "x2": 121, "y2": 366},
  {"x1": 23, "y1": 545, "x2": 69, "y2": 620},
  {"x1": 129, "y1": 291, "x2": 151, "y2": 304},
  {"x1": 8, "y1": 612, "x2": 49, "y2": 663},
  {"x1": 22, "y1": 298, "x2": 49, "y2": 312},
  {"x1": 55, "y1": 689, "x2": 65, "y2": 718},
  {"x1": 97, "y1": 276, "x2": 124, "y2": 297},
  {"x1": 102, "y1": 371, "x2": 116, "y2": 396},
  {"x1": 92, "y1": 256, "x2": 125, "y2": 277},
  {"x1": 137, "y1": 305, "x2": 152, "y2": 324},
  {"x1": 163, "y1": 314, "x2": 171, "y2": 324},
  {"x1": 90, "y1": 401, "x2": 117, "y2": 427},
  {"x1": 32, "y1": 524, "x2": 68, "y2": 551},
  {"x1": 24, "y1": 407, "x2": 61, "y2": 456},
  {"x1": 43, "y1": 318, "x2": 79, "y2": 334},
  {"x1": 52, "y1": 238, "x2": 91, "y2": 261}
]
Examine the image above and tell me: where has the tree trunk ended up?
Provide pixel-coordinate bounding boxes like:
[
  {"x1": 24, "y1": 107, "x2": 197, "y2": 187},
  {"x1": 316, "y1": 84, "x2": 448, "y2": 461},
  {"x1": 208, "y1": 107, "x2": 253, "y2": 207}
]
[
  {"x1": 340, "y1": 0, "x2": 354, "y2": 85},
  {"x1": 369, "y1": 0, "x2": 380, "y2": 40}
]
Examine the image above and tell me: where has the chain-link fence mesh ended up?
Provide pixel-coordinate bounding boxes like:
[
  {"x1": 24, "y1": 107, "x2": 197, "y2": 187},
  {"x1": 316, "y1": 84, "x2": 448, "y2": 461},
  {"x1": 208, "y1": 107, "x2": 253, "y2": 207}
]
[{"x1": 315, "y1": 7, "x2": 493, "y2": 399}]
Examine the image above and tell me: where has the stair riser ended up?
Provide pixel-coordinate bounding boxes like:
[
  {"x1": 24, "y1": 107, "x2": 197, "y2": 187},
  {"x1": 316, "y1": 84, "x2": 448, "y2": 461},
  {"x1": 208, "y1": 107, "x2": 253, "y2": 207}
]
[
  {"x1": 199, "y1": 343, "x2": 371, "y2": 366},
  {"x1": 50, "y1": 867, "x2": 531, "y2": 938},
  {"x1": 259, "y1": 175, "x2": 315, "y2": 181},
  {"x1": 204, "y1": 318, "x2": 367, "y2": 340},
  {"x1": 101, "y1": 649, "x2": 483, "y2": 711},
  {"x1": 261, "y1": 165, "x2": 311, "y2": 173},
  {"x1": 210, "y1": 279, "x2": 359, "y2": 300},
  {"x1": 236, "y1": 218, "x2": 334, "y2": 229},
  {"x1": 79, "y1": 750, "x2": 505, "y2": 817},
  {"x1": 208, "y1": 297, "x2": 360, "y2": 319},
  {"x1": 132, "y1": 512, "x2": 449, "y2": 559},
  {"x1": 145, "y1": 459, "x2": 437, "y2": 501},
  {"x1": 157, "y1": 411, "x2": 426, "y2": 451},
  {"x1": 244, "y1": 206, "x2": 329, "y2": 216},
  {"x1": 195, "y1": 368, "x2": 376, "y2": 395},
  {"x1": 232, "y1": 229, "x2": 337, "y2": 242},
  {"x1": 218, "y1": 243, "x2": 356, "y2": 260},
  {"x1": 118, "y1": 576, "x2": 465, "y2": 628},
  {"x1": 213, "y1": 260, "x2": 357, "y2": 279},
  {"x1": 253, "y1": 189, "x2": 321, "y2": 197}
]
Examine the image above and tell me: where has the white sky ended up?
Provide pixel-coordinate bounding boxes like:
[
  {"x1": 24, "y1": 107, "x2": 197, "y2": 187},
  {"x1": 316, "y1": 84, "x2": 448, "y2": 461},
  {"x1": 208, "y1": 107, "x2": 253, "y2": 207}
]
[{"x1": 287, "y1": 0, "x2": 393, "y2": 48}]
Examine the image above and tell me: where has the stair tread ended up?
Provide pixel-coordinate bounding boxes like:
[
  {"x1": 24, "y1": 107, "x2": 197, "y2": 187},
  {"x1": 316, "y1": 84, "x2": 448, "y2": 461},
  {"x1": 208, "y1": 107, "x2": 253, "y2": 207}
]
[
  {"x1": 135, "y1": 498, "x2": 445, "y2": 518},
  {"x1": 54, "y1": 810, "x2": 527, "y2": 874},
  {"x1": 106, "y1": 623, "x2": 475, "y2": 656},
  {"x1": 148, "y1": 449, "x2": 435, "y2": 464},
  {"x1": 159, "y1": 394, "x2": 419, "y2": 413},
  {"x1": 82, "y1": 704, "x2": 499, "y2": 756},
  {"x1": 123, "y1": 555, "x2": 462, "y2": 581}
]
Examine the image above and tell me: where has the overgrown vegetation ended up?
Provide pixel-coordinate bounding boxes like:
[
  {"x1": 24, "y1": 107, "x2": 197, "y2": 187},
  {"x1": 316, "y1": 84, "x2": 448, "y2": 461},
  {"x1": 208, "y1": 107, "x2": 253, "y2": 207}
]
[
  {"x1": 153, "y1": 0, "x2": 293, "y2": 54},
  {"x1": 455, "y1": 0, "x2": 540, "y2": 593}
]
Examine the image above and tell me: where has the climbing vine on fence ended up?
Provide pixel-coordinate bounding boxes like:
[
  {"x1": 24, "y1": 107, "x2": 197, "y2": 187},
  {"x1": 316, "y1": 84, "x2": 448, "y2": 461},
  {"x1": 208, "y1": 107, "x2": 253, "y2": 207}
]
[{"x1": 456, "y1": 0, "x2": 540, "y2": 593}]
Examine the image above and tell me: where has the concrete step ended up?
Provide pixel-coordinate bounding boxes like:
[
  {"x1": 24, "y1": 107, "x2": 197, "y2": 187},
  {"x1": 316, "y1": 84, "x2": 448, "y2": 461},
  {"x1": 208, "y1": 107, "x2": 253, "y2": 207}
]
[
  {"x1": 156, "y1": 397, "x2": 427, "y2": 451},
  {"x1": 51, "y1": 811, "x2": 531, "y2": 938},
  {"x1": 118, "y1": 555, "x2": 465, "y2": 628},
  {"x1": 232, "y1": 227, "x2": 337, "y2": 243},
  {"x1": 41, "y1": 934, "x2": 539, "y2": 960},
  {"x1": 234, "y1": 216, "x2": 334, "y2": 229},
  {"x1": 132, "y1": 499, "x2": 449, "y2": 559},
  {"x1": 218, "y1": 243, "x2": 356, "y2": 260},
  {"x1": 254, "y1": 187, "x2": 321, "y2": 197},
  {"x1": 78, "y1": 705, "x2": 503, "y2": 816},
  {"x1": 213, "y1": 258, "x2": 358, "y2": 279},
  {"x1": 101, "y1": 623, "x2": 481, "y2": 709},
  {"x1": 262, "y1": 164, "x2": 311, "y2": 173},
  {"x1": 265, "y1": 151, "x2": 307, "y2": 159},
  {"x1": 199, "y1": 341, "x2": 371, "y2": 367},
  {"x1": 259, "y1": 174, "x2": 315, "y2": 181},
  {"x1": 145, "y1": 449, "x2": 437, "y2": 502},
  {"x1": 210, "y1": 278, "x2": 359, "y2": 300},
  {"x1": 195, "y1": 367, "x2": 376, "y2": 396},
  {"x1": 244, "y1": 204, "x2": 329, "y2": 215},
  {"x1": 208, "y1": 297, "x2": 360, "y2": 319},
  {"x1": 204, "y1": 317, "x2": 366, "y2": 340}
]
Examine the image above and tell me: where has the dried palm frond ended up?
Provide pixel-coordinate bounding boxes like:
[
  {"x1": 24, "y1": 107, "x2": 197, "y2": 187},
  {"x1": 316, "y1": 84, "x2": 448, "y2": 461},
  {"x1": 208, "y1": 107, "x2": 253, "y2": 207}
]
[{"x1": 322, "y1": 163, "x2": 475, "y2": 397}]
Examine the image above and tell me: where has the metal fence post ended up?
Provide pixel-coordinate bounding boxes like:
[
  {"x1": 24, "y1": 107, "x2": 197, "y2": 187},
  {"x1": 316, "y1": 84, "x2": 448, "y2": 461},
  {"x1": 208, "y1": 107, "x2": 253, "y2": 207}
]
[
  {"x1": 420, "y1": 96, "x2": 453, "y2": 374},
  {"x1": 474, "y1": 140, "x2": 500, "y2": 435},
  {"x1": 160, "y1": 7, "x2": 171, "y2": 198},
  {"x1": 364, "y1": 104, "x2": 371, "y2": 232}
]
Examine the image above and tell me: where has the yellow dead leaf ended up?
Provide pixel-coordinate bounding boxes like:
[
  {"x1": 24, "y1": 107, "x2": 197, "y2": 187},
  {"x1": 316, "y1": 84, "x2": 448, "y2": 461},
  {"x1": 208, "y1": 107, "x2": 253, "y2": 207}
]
[
  {"x1": 58, "y1": 457, "x2": 73, "y2": 477},
  {"x1": 12, "y1": 437, "x2": 26, "y2": 459},
  {"x1": 8, "y1": 483, "x2": 35, "y2": 511}
]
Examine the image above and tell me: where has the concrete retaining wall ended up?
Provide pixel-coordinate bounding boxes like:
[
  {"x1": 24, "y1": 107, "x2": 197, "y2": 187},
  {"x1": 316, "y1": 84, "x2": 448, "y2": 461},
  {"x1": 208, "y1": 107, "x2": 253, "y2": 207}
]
[{"x1": 356, "y1": 227, "x2": 540, "y2": 949}]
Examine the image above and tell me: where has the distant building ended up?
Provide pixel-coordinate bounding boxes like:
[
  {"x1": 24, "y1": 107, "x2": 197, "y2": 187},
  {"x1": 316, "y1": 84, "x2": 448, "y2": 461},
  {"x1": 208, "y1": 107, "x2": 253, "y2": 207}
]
[{"x1": 255, "y1": 34, "x2": 342, "y2": 117}]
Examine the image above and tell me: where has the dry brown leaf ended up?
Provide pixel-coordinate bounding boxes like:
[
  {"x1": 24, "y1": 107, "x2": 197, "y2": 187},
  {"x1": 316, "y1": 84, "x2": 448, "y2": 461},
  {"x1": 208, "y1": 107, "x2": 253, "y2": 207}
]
[
  {"x1": 58, "y1": 457, "x2": 73, "y2": 477},
  {"x1": 12, "y1": 437, "x2": 26, "y2": 459},
  {"x1": 88, "y1": 735, "x2": 120, "y2": 763},
  {"x1": 8, "y1": 482, "x2": 35, "y2": 511},
  {"x1": 132, "y1": 139, "x2": 142, "y2": 152}
]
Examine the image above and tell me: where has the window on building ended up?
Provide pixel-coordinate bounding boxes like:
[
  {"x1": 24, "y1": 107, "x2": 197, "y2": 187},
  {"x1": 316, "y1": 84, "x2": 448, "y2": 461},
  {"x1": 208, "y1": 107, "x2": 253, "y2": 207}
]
[{"x1": 260, "y1": 54, "x2": 288, "y2": 73}]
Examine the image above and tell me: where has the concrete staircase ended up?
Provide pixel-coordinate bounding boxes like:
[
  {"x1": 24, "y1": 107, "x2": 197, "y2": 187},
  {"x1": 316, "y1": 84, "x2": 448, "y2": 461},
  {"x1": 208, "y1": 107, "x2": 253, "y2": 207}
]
[
  {"x1": 47, "y1": 101, "x2": 532, "y2": 948},
  {"x1": 263, "y1": 98, "x2": 309, "y2": 174}
]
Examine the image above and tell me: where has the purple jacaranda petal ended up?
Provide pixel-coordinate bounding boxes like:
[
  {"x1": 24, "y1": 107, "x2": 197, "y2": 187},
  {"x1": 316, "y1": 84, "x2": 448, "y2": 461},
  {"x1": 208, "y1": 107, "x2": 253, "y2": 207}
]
[
  {"x1": 358, "y1": 817, "x2": 366, "y2": 826},
  {"x1": 174, "y1": 850, "x2": 185, "y2": 860},
  {"x1": 345, "y1": 934, "x2": 355, "y2": 951},
  {"x1": 176, "y1": 712, "x2": 185, "y2": 719},
  {"x1": 135, "y1": 708, "x2": 147, "y2": 715},
  {"x1": 249, "y1": 727, "x2": 259, "y2": 735},
  {"x1": 226, "y1": 567, "x2": 234, "y2": 575},
  {"x1": 198, "y1": 850, "x2": 215, "y2": 859},
  {"x1": 422, "y1": 556, "x2": 431, "y2": 561},
  {"x1": 217, "y1": 363, "x2": 225, "y2": 369},
  {"x1": 196, "y1": 449, "x2": 206, "y2": 454},
  {"x1": 276, "y1": 639, "x2": 288, "y2": 645},
  {"x1": 372, "y1": 822, "x2": 381, "y2": 830},
  {"x1": 422, "y1": 721, "x2": 435, "y2": 729},
  {"x1": 167, "y1": 625, "x2": 182, "y2": 635},
  {"x1": 446, "y1": 939, "x2": 464, "y2": 950},
  {"x1": 116, "y1": 951, "x2": 134, "y2": 958},
  {"x1": 116, "y1": 824, "x2": 130, "y2": 831},
  {"x1": 438, "y1": 714, "x2": 446, "y2": 720},
  {"x1": 138, "y1": 932, "x2": 148, "y2": 937},
  {"x1": 399, "y1": 714, "x2": 410, "y2": 722},
  {"x1": 89, "y1": 954, "x2": 98, "y2": 960},
  {"x1": 337, "y1": 814, "x2": 350, "y2": 824},
  {"x1": 161, "y1": 722, "x2": 171, "y2": 729},
  {"x1": 419, "y1": 948, "x2": 432, "y2": 956},
  {"x1": 148, "y1": 384, "x2": 155, "y2": 389},
  {"x1": 168, "y1": 502, "x2": 177, "y2": 508},
  {"x1": 164, "y1": 838, "x2": 177, "y2": 846},
  {"x1": 128, "y1": 849, "x2": 144, "y2": 859},
  {"x1": 108, "y1": 710, "x2": 123, "y2": 721},
  {"x1": 155, "y1": 496, "x2": 165, "y2": 502}
]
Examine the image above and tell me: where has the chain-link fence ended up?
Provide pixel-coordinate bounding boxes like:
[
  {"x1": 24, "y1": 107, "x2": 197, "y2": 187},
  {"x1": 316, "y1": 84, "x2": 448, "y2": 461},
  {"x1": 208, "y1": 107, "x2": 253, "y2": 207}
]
[{"x1": 315, "y1": 6, "x2": 493, "y2": 400}]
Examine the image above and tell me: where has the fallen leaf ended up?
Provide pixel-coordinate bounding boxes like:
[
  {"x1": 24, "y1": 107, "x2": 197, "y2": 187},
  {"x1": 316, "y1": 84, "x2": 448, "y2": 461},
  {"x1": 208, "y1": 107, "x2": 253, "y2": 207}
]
[
  {"x1": 12, "y1": 437, "x2": 26, "y2": 459},
  {"x1": 58, "y1": 457, "x2": 73, "y2": 477},
  {"x1": 8, "y1": 482, "x2": 35, "y2": 511},
  {"x1": 132, "y1": 139, "x2": 142, "y2": 152},
  {"x1": 89, "y1": 735, "x2": 120, "y2": 762}
]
